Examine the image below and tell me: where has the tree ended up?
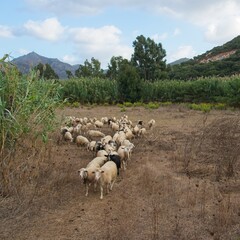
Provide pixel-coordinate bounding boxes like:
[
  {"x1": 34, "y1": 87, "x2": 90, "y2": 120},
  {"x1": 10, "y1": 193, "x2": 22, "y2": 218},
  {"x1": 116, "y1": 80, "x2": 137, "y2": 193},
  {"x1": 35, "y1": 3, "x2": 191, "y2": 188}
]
[
  {"x1": 107, "y1": 56, "x2": 129, "y2": 79},
  {"x1": 34, "y1": 63, "x2": 59, "y2": 79},
  {"x1": 66, "y1": 70, "x2": 74, "y2": 79},
  {"x1": 131, "y1": 35, "x2": 167, "y2": 81},
  {"x1": 75, "y1": 57, "x2": 104, "y2": 78},
  {"x1": 117, "y1": 62, "x2": 142, "y2": 102}
]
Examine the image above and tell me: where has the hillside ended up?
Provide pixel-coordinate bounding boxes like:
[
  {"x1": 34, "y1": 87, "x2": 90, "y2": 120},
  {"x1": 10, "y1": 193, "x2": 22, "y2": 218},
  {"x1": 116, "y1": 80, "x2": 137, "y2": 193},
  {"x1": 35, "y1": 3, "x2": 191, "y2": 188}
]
[
  {"x1": 11, "y1": 52, "x2": 79, "y2": 79},
  {"x1": 169, "y1": 35, "x2": 240, "y2": 79}
]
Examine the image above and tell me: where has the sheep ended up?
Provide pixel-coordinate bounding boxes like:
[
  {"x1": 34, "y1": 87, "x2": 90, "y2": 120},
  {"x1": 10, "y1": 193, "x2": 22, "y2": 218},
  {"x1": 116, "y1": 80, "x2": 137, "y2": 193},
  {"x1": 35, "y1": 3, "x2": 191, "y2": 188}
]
[
  {"x1": 61, "y1": 128, "x2": 73, "y2": 142},
  {"x1": 87, "y1": 130, "x2": 105, "y2": 139},
  {"x1": 105, "y1": 153, "x2": 121, "y2": 175},
  {"x1": 101, "y1": 135, "x2": 113, "y2": 145},
  {"x1": 148, "y1": 119, "x2": 156, "y2": 130},
  {"x1": 110, "y1": 121, "x2": 120, "y2": 132},
  {"x1": 101, "y1": 117, "x2": 108, "y2": 124},
  {"x1": 124, "y1": 128, "x2": 134, "y2": 140},
  {"x1": 117, "y1": 144, "x2": 135, "y2": 170},
  {"x1": 93, "y1": 161, "x2": 118, "y2": 199},
  {"x1": 87, "y1": 141, "x2": 97, "y2": 152},
  {"x1": 97, "y1": 149, "x2": 108, "y2": 157},
  {"x1": 72, "y1": 123, "x2": 82, "y2": 137},
  {"x1": 121, "y1": 139, "x2": 132, "y2": 147},
  {"x1": 76, "y1": 135, "x2": 89, "y2": 147},
  {"x1": 78, "y1": 156, "x2": 107, "y2": 196},
  {"x1": 94, "y1": 120, "x2": 104, "y2": 128},
  {"x1": 104, "y1": 143, "x2": 115, "y2": 153},
  {"x1": 138, "y1": 127, "x2": 147, "y2": 137},
  {"x1": 132, "y1": 124, "x2": 140, "y2": 136}
]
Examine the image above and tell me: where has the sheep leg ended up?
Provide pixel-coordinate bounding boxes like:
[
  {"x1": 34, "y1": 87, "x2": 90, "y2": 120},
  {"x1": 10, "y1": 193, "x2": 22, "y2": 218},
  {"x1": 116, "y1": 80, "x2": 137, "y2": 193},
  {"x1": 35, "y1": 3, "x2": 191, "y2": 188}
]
[
  {"x1": 100, "y1": 185, "x2": 104, "y2": 200},
  {"x1": 110, "y1": 180, "x2": 116, "y2": 191},
  {"x1": 93, "y1": 182, "x2": 97, "y2": 192},
  {"x1": 106, "y1": 183, "x2": 110, "y2": 194},
  {"x1": 123, "y1": 161, "x2": 126, "y2": 170},
  {"x1": 85, "y1": 184, "x2": 89, "y2": 196}
]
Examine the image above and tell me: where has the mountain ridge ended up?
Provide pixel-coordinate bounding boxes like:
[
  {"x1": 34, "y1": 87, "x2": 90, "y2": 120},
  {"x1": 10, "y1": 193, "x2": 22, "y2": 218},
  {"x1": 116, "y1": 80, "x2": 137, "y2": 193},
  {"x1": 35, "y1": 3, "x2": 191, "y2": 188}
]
[{"x1": 11, "y1": 52, "x2": 79, "y2": 79}]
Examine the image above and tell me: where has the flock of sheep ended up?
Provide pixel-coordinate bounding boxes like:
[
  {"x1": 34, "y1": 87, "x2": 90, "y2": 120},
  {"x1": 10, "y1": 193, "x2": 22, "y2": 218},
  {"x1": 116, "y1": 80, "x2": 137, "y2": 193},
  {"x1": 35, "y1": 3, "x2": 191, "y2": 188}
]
[{"x1": 60, "y1": 114, "x2": 156, "y2": 199}]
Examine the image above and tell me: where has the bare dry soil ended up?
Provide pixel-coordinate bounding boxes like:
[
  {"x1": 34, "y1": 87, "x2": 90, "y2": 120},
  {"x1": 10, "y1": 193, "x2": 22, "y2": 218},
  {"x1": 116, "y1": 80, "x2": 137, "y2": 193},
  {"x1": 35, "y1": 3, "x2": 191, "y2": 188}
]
[{"x1": 1, "y1": 105, "x2": 240, "y2": 240}]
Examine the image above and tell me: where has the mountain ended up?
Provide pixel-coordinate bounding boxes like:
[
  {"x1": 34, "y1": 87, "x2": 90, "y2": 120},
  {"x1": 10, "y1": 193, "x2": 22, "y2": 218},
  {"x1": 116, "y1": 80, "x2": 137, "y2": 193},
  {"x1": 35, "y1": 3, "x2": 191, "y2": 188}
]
[
  {"x1": 193, "y1": 35, "x2": 240, "y2": 63},
  {"x1": 11, "y1": 52, "x2": 79, "y2": 79},
  {"x1": 169, "y1": 35, "x2": 240, "y2": 79},
  {"x1": 169, "y1": 58, "x2": 190, "y2": 66}
]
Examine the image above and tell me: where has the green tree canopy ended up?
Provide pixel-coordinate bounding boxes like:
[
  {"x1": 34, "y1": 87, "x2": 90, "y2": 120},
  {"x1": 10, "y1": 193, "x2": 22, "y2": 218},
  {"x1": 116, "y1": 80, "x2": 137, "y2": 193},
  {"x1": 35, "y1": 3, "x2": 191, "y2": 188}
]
[
  {"x1": 75, "y1": 57, "x2": 104, "y2": 78},
  {"x1": 131, "y1": 35, "x2": 167, "y2": 81},
  {"x1": 117, "y1": 62, "x2": 142, "y2": 102},
  {"x1": 34, "y1": 63, "x2": 59, "y2": 79},
  {"x1": 107, "y1": 56, "x2": 129, "y2": 79}
]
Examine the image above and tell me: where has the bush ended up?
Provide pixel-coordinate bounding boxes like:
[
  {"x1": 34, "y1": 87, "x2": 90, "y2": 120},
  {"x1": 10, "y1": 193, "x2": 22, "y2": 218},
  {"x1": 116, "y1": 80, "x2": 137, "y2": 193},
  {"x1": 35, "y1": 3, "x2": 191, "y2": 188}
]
[{"x1": 0, "y1": 55, "x2": 61, "y2": 195}]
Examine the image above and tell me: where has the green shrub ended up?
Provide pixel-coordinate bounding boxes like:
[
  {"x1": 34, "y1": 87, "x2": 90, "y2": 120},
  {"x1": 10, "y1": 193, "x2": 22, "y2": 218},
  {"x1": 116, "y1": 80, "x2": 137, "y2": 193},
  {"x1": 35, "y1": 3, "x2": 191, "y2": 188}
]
[{"x1": 0, "y1": 55, "x2": 61, "y2": 194}]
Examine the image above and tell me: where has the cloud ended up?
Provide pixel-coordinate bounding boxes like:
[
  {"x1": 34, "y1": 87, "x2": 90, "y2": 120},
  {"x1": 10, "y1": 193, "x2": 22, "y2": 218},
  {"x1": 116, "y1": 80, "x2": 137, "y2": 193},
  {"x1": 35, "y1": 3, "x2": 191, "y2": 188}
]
[
  {"x1": 68, "y1": 25, "x2": 132, "y2": 67},
  {"x1": 24, "y1": 17, "x2": 65, "y2": 41},
  {"x1": 205, "y1": 16, "x2": 240, "y2": 44},
  {"x1": 151, "y1": 33, "x2": 168, "y2": 42},
  {"x1": 173, "y1": 28, "x2": 180, "y2": 36},
  {"x1": 25, "y1": 0, "x2": 240, "y2": 44},
  {"x1": 61, "y1": 54, "x2": 79, "y2": 65},
  {"x1": 0, "y1": 25, "x2": 14, "y2": 38},
  {"x1": 25, "y1": 0, "x2": 105, "y2": 15},
  {"x1": 168, "y1": 45, "x2": 196, "y2": 63}
]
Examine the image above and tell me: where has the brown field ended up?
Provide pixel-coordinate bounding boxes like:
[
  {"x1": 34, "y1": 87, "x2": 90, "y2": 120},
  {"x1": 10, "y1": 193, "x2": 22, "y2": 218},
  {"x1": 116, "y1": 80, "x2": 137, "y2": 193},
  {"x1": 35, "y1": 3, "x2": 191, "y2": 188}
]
[{"x1": 1, "y1": 105, "x2": 240, "y2": 240}]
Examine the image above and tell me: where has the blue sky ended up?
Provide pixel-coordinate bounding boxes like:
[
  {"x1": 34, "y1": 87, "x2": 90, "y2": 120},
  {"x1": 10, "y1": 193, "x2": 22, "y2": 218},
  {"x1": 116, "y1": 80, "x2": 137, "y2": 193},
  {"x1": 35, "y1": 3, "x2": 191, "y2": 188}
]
[{"x1": 1, "y1": 0, "x2": 240, "y2": 68}]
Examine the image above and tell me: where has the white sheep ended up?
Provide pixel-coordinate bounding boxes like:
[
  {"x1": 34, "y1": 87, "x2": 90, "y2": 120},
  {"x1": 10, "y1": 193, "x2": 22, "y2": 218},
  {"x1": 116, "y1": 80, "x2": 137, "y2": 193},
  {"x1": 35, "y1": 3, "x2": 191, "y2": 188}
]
[
  {"x1": 87, "y1": 130, "x2": 105, "y2": 139},
  {"x1": 138, "y1": 127, "x2": 147, "y2": 137},
  {"x1": 110, "y1": 121, "x2": 119, "y2": 132},
  {"x1": 117, "y1": 144, "x2": 135, "y2": 170},
  {"x1": 97, "y1": 149, "x2": 108, "y2": 157},
  {"x1": 148, "y1": 119, "x2": 156, "y2": 130},
  {"x1": 87, "y1": 140, "x2": 97, "y2": 152},
  {"x1": 76, "y1": 135, "x2": 89, "y2": 147},
  {"x1": 63, "y1": 131, "x2": 73, "y2": 142},
  {"x1": 94, "y1": 120, "x2": 104, "y2": 128},
  {"x1": 78, "y1": 156, "x2": 107, "y2": 196},
  {"x1": 101, "y1": 135, "x2": 113, "y2": 145},
  {"x1": 93, "y1": 161, "x2": 118, "y2": 199}
]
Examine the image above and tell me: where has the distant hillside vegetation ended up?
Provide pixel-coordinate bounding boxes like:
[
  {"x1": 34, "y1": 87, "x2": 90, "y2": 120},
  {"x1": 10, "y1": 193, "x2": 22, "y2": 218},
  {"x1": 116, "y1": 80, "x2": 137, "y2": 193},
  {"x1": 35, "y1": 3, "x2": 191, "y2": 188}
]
[
  {"x1": 11, "y1": 52, "x2": 79, "y2": 79},
  {"x1": 169, "y1": 58, "x2": 190, "y2": 66},
  {"x1": 169, "y1": 35, "x2": 240, "y2": 79}
]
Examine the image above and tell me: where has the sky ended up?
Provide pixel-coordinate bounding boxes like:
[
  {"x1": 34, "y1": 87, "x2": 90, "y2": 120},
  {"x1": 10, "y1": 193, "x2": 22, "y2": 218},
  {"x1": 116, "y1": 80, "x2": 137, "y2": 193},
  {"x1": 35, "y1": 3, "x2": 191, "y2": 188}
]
[{"x1": 1, "y1": 0, "x2": 240, "y2": 68}]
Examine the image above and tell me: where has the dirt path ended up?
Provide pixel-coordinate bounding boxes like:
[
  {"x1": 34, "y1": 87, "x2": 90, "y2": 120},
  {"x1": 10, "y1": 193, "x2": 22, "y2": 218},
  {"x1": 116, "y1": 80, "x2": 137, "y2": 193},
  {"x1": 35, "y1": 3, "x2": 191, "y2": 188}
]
[{"x1": 1, "y1": 105, "x2": 240, "y2": 240}]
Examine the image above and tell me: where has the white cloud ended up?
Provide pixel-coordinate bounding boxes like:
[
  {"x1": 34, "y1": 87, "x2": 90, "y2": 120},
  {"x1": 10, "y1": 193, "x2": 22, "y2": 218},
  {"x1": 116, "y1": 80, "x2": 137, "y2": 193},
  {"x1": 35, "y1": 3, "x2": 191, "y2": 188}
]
[
  {"x1": 168, "y1": 45, "x2": 196, "y2": 63},
  {"x1": 68, "y1": 25, "x2": 132, "y2": 67},
  {"x1": 25, "y1": 0, "x2": 240, "y2": 45},
  {"x1": 173, "y1": 28, "x2": 180, "y2": 36},
  {"x1": 24, "y1": 17, "x2": 65, "y2": 41},
  {"x1": 61, "y1": 54, "x2": 79, "y2": 65},
  {"x1": 205, "y1": 16, "x2": 240, "y2": 44},
  {"x1": 0, "y1": 25, "x2": 14, "y2": 38},
  {"x1": 151, "y1": 33, "x2": 168, "y2": 42}
]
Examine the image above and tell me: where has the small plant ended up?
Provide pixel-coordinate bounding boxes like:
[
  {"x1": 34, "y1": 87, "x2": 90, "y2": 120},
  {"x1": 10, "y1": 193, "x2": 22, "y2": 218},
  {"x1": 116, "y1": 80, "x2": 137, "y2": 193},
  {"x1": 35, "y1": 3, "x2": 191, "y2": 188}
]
[
  {"x1": 120, "y1": 107, "x2": 126, "y2": 112},
  {"x1": 160, "y1": 101, "x2": 172, "y2": 106},
  {"x1": 133, "y1": 101, "x2": 143, "y2": 107},
  {"x1": 71, "y1": 101, "x2": 80, "y2": 108},
  {"x1": 213, "y1": 103, "x2": 227, "y2": 110},
  {"x1": 123, "y1": 102, "x2": 133, "y2": 107},
  {"x1": 189, "y1": 103, "x2": 212, "y2": 112},
  {"x1": 145, "y1": 102, "x2": 160, "y2": 109}
]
